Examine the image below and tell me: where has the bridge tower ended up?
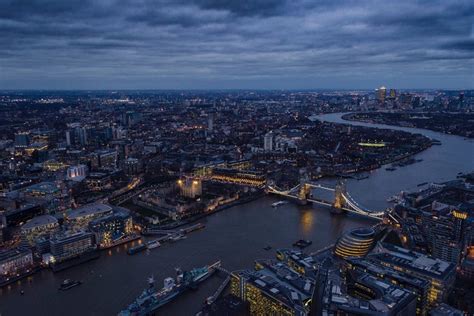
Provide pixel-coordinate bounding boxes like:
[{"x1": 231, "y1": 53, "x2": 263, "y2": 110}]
[
  {"x1": 298, "y1": 183, "x2": 311, "y2": 205},
  {"x1": 333, "y1": 180, "x2": 346, "y2": 209},
  {"x1": 298, "y1": 169, "x2": 311, "y2": 205},
  {"x1": 265, "y1": 180, "x2": 274, "y2": 194}
]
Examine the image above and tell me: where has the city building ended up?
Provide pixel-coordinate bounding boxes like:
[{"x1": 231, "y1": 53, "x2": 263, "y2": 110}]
[
  {"x1": 0, "y1": 247, "x2": 33, "y2": 277},
  {"x1": 86, "y1": 172, "x2": 112, "y2": 191},
  {"x1": 230, "y1": 259, "x2": 315, "y2": 315},
  {"x1": 21, "y1": 214, "x2": 59, "y2": 245},
  {"x1": 210, "y1": 168, "x2": 266, "y2": 187},
  {"x1": 344, "y1": 271, "x2": 417, "y2": 315},
  {"x1": 275, "y1": 249, "x2": 318, "y2": 277},
  {"x1": 66, "y1": 203, "x2": 113, "y2": 230},
  {"x1": 207, "y1": 113, "x2": 214, "y2": 132},
  {"x1": 334, "y1": 227, "x2": 376, "y2": 259},
  {"x1": 178, "y1": 177, "x2": 202, "y2": 198},
  {"x1": 23, "y1": 181, "x2": 60, "y2": 197},
  {"x1": 48, "y1": 231, "x2": 96, "y2": 263},
  {"x1": 376, "y1": 86, "x2": 387, "y2": 103},
  {"x1": 389, "y1": 89, "x2": 397, "y2": 99},
  {"x1": 66, "y1": 164, "x2": 88, "y2": 181},
  {"x1": 264, "y1": 131, "x2": 274, "y2": 152},
  {"x1": 124, "y1": 158, "x2": 141, "y2": 175},
  {"x1": 369, "y1": 243, "x2": 456, "y2": 307},
  {"x1": 89, "y1": 208, "x2": 134, "y2": 248},
  {"x1": 66, "y1": 126, "x2": 88, "y2": 147},
  {"x1": 346, "y1": 258, "x2": 430, "y2": 315},
  {"x1": 14, "y1": 132, "x2": 30, "y2": 148},
  {"x1": 429, "y1": 303, "x2": 464, "y2": 316},
  {"x1": 90, "y1": 149, "x2": 117, "y2": 170}
]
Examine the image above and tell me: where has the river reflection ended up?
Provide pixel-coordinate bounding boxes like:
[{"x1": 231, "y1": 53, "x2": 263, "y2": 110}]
[{"x1": 299, "y1": 209, "x2": 315, "y2": 235}]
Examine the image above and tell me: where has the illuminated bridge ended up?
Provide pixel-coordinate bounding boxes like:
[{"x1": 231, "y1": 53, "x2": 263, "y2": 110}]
[{"x1": 266, "y1": 181, "x2": 385, "y2": 220}]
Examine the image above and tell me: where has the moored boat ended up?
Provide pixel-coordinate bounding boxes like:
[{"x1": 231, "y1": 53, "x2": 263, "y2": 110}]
[
  {"x1": 118, "y1": 261, "x2": 221, "y2": 316},
  {"x1": 146, "y1": 240, "x2": 161, "y2": 250}
]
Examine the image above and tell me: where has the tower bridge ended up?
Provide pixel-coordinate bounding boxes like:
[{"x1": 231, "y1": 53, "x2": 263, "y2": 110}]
[{"x1": 266, "y1": 180, "x2": 385, "y2": 220}]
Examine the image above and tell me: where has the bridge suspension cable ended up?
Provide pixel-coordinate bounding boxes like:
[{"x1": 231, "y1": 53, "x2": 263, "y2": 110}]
[{"x1": 267, "y1": 182, "x2": 385, "y2": 219}]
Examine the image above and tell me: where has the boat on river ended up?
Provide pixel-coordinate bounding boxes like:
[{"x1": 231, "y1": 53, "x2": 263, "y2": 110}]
[
  {"x1": 59, "y1": 279, "x2": 82, "y2": 291},
  {"x1": 146, "y1": 240, "x2": 161, "y2": 250},
  {"x1": 271, "y1": 201, "x2": 288, "y2": 208},
  {"x1": 118, "y1": 261, "x2": 221, "y2": 316}
]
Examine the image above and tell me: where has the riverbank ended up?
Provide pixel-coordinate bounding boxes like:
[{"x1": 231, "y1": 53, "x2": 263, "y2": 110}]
[
  {"x1": 146, "y1": 190, "x2": 265, "y2": 230},
  {"x1": 342, "y1": 112, "x2": 474, "y2": 139}
]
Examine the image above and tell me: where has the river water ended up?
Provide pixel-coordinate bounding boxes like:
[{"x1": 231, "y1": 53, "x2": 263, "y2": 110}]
[{"x1": 1, "y1": 113, "x2": 472, "y2": 316}]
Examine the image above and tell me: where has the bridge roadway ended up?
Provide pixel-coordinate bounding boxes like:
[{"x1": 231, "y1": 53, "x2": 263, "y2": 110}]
[{"x1": 267, "y1": 183, "x2": 384, "y2": 220}]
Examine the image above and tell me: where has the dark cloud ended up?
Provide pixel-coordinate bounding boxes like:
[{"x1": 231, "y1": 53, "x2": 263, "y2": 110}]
[
  {"x1": 0, "y1": 0, "x2": 472, "y2": 89},
  {"x1": 440, "y1": 39, "x2": 474, "y2": 51},
  {"x1": 194, "y1": 0, "x2": 288, "y2": 17}
]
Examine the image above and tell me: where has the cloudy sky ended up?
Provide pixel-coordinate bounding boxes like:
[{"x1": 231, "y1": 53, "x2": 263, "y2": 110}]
[{"x1": 0, "y1": 0, "x2": 472, "y2": 90}]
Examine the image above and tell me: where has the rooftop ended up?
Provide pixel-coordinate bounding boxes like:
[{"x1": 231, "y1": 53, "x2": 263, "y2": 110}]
[
  {"x1": 24, "y1": 182, "x2": 59, "y2": 194},
  {"x1": 371, "y1": 243, "x2": 455, "y2": 280},
  {"x1": 0, "y1": 247, "x2": 32, "y2": 262},
  {"x1": 235, "y1": 259, "x2": 315, "y2": 311},
  {"x1": 21, "y1": 214, "x2": 58, "y2": 230},
  {"x1": 66, "y1": 203, "x2": 113, "y2": 220}
]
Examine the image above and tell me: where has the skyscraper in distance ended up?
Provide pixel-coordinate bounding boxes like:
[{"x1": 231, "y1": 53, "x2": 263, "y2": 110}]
[{"x1": 376, "y1": 86, "x2": 387, "y2": 103}]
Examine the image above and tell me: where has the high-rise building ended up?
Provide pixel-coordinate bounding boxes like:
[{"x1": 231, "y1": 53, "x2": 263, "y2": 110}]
[
  {"x1": 389, "y1": 89, "x2": 397, "y2": 99},
  {"x1": 264, "y1": 132, "x2": 274, "y2": 152},
  {"x1": 376, "y1": 86, "x2": 387, "y2": 103},
  {"x1": 121, "y1": 111, "x2": 142, "y2": 127},
  {"x1": 90, "y1": 149, "x2": 117, "y2": 170},
  {"x1": 67, "y1": 164, "x2": 88, "y2": 181},
  {"x1": 76, "y1": 127, "x2": 88, "y2": 146},
  {"x1": 207, "y1": 113, "x2": 214, "y2": 132},
  {"x1": 65, "y1": 130, "x2": 74, "y2": 146},
  {"x1": 124, "y1": 158, "x2": 141, "y2": 175},
  {"x1": 421, "y1": 209, "x2": 468, "y2": 265}
]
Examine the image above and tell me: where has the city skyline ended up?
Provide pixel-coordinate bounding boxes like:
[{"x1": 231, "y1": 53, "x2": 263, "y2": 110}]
[{"x1": 1, "y1": 0, "x2": 473, "y2": 90}]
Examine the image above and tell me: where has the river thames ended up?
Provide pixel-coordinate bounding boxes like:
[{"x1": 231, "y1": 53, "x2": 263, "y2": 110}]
[{"x1": 1, "y1": 113, "x2": 473, "y2": 316}]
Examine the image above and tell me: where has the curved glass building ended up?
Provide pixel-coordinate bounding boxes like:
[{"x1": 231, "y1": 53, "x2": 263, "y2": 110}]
[{"x1": 334, "y1": 227, "x2": 375, "y2": 259}]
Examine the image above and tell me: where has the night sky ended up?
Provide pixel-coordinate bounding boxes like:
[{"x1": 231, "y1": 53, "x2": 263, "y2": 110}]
[{"x1": 1, "y1": 0, "x2": 473, "y2": 90}]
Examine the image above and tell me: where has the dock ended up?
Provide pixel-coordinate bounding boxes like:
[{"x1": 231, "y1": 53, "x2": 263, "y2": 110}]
[{"x1": 205, "y1": 276, "x2": 231, "y2": 305}]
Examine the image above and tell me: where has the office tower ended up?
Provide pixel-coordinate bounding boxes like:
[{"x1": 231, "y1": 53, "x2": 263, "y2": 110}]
[
  {"x1": 264, "y1": 132, "x2": 274, "y2": 152},
  {"x1": 389, "y1": 89, "x2": 397, "y2": 99},
  {"x1": 67, "y1": 165, "x2": 88, "y2": 181},
  {"x1": 376, "y1": 86, "x2": 387, "y2": 103},
  {"x1": 207, "y1": 113, "x2": 214, "y2": 132}
]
